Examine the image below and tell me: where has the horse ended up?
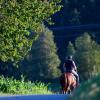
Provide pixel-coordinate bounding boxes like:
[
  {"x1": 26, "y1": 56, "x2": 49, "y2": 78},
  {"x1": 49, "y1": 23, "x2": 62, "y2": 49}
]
[{"x1": 60, "y1": 72, "x2": 77, "y2": 94}]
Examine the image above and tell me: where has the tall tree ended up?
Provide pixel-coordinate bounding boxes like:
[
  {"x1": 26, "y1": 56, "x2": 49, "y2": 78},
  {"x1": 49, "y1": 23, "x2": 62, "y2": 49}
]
[
  {"x1": 66, "y1": 41, "x2": 76, "y2": 57},
  {"x1": 75, "y1": 33, "x2": 100, "y2": 80},
  {"x1": 21, "y1": 25, "x2": 61, "y2": 80},
  {"x1": 0, "y1": 0, "x2": 62, "y2": 62},
  {"x1": 52, "y1": 0, "x2": 100, "y2": 27}
]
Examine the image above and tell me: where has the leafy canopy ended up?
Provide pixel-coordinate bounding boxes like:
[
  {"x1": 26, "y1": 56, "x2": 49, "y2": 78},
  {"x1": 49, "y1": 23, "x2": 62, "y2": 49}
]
[
  {"x1": 21, "y1": 25, "x2": 61, "y2": 80},
  {"x1": 0, "y1": 0, "x2": 62, "y2": 62},
  {"x1": 75, "y1": 33, "x2": 100, "y2": 80}
]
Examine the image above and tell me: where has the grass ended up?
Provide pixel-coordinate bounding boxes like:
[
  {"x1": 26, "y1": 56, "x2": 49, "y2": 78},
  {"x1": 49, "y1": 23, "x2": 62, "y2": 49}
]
[{"x1": 0, "y1": 76, "x2": 55, "y2": 95}]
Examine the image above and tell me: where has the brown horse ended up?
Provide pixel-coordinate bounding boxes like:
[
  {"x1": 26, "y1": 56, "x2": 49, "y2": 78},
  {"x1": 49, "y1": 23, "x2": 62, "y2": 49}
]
[{"x1": 60, "y1": 73, "x2": 76, "y2": 94}]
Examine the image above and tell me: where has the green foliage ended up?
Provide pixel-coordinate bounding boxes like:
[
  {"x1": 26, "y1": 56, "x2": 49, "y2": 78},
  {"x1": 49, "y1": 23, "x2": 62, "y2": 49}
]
[
  {"x1": 69, "y1": 75, "x2": 100, "y2": 100},
  {"x1": 69, "y1": 8, "x2": 80, "y2": 24},
  {"x1": 75, "y1": 33, "x2": 100, "y2": 80},
  {"x1": 0, "y1": 76, "x2": 53, "y2": 94},
  {"x1": 65, "y1": 33, "x2": 100, "y2": 80},
  {"x1": 66, "y1": 41, "x2": 76, "y2": 57},
  {"x1": 21, "y1": 25, "x2": 61, "y2": 80},
  {"x1": 59, "y1": 0, "x2": 99, "y2": 25},
  {"x1": 0, "y1": 0, "x2": 62, "y2": 62},
  {"x1": 59, "y1": 0, "x2": 81, "y2": 25}
]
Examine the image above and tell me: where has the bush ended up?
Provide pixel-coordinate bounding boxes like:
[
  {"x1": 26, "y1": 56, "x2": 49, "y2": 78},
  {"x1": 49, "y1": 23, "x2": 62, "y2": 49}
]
[
  {"x1": 0, "y1": 76, "x2": 53, "y2": 95},
  {"x1": 69, "y1": 75, "x2": 100, "y2": 100}
]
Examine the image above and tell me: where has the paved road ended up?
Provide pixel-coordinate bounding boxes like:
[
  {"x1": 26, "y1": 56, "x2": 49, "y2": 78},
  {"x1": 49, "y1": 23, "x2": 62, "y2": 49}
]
[{"x1": 0, "y1": 94, "x2": 68, "y2": 100}]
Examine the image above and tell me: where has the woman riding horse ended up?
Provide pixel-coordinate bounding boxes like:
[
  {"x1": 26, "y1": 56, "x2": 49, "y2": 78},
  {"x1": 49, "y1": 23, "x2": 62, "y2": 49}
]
[{"x1": 60, "y1": 56, "x2": 79, "y2": 94}]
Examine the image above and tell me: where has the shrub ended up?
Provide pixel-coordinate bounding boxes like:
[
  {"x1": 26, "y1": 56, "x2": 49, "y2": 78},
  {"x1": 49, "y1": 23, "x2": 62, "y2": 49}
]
[
  {"x1": 69, "y1": 75, "x2": 100, "y2": 100},
  {"x1": 0, "y1": 76, "x2": 53, "y2": 95}
]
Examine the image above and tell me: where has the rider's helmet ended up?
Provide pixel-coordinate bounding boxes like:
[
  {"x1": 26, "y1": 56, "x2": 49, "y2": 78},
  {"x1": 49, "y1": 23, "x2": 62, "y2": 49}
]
[{"x1": 67, "y1": 55, "x2": 73, "y2": 60}]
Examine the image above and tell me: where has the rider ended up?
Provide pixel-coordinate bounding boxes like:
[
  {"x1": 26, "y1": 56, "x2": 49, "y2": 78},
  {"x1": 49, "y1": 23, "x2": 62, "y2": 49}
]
[{"x1": 63, "y1": 55, "x2": 79, "y2": 86}]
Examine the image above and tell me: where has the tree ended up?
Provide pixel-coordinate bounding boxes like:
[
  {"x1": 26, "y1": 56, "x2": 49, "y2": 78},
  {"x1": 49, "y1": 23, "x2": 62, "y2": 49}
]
[
  {"x1": 21, "y1": 25, "x2": 61, "y2": 80},
  {"x1": 69, "y1": 8, "x2": 80, "y2": 25},
  {"x1": 89, "y1": 40, "x2": 100, "y2": 76},
  {"x1": 0, "y1": 0, "x2": 62, "y2": 62},
  {"x1": 75, "y1": 33, "x2": 100, "y2": 80},
  {"x1": 66, "y1": 41, "x2": 76, "y2": 57}
]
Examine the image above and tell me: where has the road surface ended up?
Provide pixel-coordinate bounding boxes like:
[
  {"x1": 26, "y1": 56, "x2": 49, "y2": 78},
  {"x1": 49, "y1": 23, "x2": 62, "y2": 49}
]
[{"x1": 0, "y1": 94, "x2": 68, "y2": 100}]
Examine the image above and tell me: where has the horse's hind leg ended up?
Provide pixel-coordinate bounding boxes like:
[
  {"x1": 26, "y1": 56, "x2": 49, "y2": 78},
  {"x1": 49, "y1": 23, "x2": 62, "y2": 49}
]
[
  {"x1": 62, "y1": 87, "x2": 67, "y2": 94},
  {"x1": 61, "y1": 90, "x2": 65, "y2": 94},
  {"x1": 68, "y1": 90, "x2": 71, "y2": 94},
  {"x1": 63, "y1": 89, "x2": 66, "y2": 94}
]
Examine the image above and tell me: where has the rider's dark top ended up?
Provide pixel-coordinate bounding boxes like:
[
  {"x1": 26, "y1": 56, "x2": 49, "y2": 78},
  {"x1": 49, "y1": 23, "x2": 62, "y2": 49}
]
[{"x1": 64, "y1": 59, "x2": 75, "y2": 72}]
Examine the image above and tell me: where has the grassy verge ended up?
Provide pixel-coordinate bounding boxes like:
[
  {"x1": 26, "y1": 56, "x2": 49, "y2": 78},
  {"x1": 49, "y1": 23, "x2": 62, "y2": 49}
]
[{"x1": 0, "y1": 76, "x2": 54, "y2": 95}]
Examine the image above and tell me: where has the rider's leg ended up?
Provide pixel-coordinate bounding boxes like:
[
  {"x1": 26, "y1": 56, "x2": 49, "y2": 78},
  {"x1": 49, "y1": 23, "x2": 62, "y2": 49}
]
[{"x1": 72, "y1": 70, "x2": 79, "y2": 85}]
